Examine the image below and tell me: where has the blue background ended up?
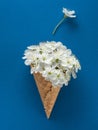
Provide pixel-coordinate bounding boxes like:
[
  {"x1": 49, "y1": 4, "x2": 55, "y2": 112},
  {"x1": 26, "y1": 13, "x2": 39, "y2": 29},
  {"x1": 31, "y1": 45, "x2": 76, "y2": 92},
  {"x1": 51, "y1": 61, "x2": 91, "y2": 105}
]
[{"x1": 0, "y1": 0, "x2": 98, "y2": 130}]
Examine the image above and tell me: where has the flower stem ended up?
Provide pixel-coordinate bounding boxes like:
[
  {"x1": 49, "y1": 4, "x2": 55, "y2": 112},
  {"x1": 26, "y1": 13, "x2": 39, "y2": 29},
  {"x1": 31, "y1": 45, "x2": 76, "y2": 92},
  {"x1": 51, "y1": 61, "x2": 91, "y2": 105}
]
[{"x1": 52, "y1": 17, "x2": 65, "y2": 35}]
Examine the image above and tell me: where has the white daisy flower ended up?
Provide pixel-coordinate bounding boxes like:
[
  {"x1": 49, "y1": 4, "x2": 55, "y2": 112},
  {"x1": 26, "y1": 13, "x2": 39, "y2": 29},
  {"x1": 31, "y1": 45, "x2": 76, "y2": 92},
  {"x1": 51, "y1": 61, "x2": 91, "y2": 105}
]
[
  {"x1": 52, "y1": 7, "x2": 76, "y2": 35},
  {"x1": 62, "y1": 8, "x2": 76, "y2": 18}
]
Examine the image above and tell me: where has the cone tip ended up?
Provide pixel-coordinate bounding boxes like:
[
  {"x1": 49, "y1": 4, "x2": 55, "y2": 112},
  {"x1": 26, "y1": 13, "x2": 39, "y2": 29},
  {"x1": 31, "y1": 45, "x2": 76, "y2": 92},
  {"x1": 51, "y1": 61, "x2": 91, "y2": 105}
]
[{"x1": 46, "y1": 114, "x2": 50, "y2": 119}]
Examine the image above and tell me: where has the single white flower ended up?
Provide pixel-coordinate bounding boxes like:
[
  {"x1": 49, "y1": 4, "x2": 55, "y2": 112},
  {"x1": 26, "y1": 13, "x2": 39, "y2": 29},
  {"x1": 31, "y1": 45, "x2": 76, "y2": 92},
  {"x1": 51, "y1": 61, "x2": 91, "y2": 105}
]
[
  {"x1": 52, "y1": 7, "x2": 76, "y2": 35},
  {"x1": 38, "y1": 52, "x2": 53, "y2": 65},
  {"x1": 62, "y1": 8, "x2": 76, "y2": 18}
]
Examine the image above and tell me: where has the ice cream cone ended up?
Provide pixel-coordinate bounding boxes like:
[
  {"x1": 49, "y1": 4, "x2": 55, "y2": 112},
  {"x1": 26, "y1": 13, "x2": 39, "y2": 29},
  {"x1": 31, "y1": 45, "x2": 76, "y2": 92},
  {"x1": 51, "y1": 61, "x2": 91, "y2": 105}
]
[{"x1": 33, "y1": 72, "x2": 60, "y2": 119}]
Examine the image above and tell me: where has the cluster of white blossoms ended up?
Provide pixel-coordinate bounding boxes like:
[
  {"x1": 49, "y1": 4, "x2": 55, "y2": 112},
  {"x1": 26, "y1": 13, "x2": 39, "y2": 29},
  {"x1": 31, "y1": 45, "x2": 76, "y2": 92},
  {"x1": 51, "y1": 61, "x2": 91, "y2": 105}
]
[{"x1": 23, "y1": 41, "x2": 81, "y2": 87}]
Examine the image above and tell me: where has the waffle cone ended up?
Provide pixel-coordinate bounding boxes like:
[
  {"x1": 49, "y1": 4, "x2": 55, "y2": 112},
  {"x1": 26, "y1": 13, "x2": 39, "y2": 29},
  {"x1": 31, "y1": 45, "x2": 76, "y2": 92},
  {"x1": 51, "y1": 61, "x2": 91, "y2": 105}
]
[{"x1": 33, "y1": 72, "x2": 60, "y2": 119}]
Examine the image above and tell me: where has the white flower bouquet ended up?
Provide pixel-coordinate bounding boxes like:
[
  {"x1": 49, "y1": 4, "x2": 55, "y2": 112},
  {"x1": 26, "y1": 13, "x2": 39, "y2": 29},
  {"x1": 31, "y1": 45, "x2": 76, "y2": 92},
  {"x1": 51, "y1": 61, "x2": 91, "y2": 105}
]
[
  {"x1": 23, "y1": 41, "x2": 81, "y2": 118},
  {"x1": 23, "y1": 41, "x2": 81, "y2": 87}
]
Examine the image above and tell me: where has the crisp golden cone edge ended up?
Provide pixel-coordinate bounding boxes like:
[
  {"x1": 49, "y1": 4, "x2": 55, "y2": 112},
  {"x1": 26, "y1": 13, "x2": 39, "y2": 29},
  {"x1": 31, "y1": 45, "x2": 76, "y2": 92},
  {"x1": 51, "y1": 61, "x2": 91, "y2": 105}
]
[{"x1": 33, "y1": 72, "x2": 60, "y2": 119}]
